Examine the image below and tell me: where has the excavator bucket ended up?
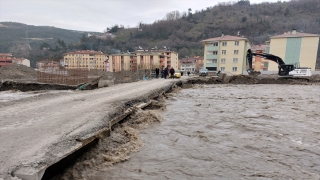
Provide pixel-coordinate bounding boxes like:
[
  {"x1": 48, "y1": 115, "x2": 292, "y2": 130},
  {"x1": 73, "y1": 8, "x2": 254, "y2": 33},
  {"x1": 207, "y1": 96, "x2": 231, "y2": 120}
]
[{"x1": 247, "y1": 69, "x2": 261, "y2": 76}]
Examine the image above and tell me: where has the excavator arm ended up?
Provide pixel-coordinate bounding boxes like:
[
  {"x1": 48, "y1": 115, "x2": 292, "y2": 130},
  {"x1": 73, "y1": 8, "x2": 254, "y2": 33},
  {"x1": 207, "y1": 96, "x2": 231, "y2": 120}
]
[{"x1": 246, "y1": 49, "x2": 294, "y2": 76}]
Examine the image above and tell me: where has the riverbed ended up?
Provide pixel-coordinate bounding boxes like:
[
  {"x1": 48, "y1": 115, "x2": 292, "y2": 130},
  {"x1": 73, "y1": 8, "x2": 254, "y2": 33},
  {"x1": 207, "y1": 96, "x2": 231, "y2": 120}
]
[{"x1": 89, "y1": 84, "x2": 320, "y2": 179}]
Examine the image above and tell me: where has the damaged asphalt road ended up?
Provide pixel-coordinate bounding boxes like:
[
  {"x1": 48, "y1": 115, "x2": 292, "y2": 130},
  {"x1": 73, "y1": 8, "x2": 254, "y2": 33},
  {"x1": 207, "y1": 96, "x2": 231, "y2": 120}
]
[{"x1": 0, "y1": 79, "x2": 182, "y2": 179}]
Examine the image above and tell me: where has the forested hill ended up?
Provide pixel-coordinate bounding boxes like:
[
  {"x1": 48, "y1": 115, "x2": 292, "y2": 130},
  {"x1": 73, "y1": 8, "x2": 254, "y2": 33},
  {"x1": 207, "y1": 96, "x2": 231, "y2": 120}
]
[
  {"x1": 109, "y1": 0, "x2": 320, "y2": 58},
  {"x1": 0, "y1": 22, "x2": 100, "y2": 54}
]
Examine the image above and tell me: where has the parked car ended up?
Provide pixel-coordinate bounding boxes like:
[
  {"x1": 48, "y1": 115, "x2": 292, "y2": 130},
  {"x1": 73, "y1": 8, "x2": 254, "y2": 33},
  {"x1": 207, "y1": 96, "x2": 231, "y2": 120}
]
[
  {"x1": 199, "y1": 68, "x2": 209, "y2": 76},
  {"x1": 174, "y1": 70, "x2": 181, "y2": 78}
]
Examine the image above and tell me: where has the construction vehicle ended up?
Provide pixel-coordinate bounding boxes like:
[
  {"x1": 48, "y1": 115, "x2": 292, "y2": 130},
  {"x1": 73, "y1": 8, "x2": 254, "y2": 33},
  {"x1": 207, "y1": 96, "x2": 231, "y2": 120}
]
[{"x1": 246, "y1": 49, "x2": 312, "y2": 77}]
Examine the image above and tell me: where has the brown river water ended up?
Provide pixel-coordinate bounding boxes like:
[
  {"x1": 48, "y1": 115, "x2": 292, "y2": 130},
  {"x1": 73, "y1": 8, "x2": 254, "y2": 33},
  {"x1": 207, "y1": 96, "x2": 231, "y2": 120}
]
[{"x1": 61, "y1": 84, "x2": 320, "y2": 180}]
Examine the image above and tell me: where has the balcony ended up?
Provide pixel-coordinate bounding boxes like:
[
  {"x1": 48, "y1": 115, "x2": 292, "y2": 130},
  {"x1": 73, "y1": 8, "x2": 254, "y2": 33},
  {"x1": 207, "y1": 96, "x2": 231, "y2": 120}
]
[
  {"x1": 207, "y1": 45, "x2": 219, "y2": 51},
  {"x1": 206, "y1": 54, "x2": 218, "y2": 59}
]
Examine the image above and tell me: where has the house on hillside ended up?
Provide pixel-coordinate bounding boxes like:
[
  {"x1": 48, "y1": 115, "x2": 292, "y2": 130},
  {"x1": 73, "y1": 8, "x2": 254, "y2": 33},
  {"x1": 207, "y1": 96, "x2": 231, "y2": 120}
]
[
  {"x1": 0, "y1": 53, "x2": 13, "y2": 67},
  {"x1": 268, "y1": 29, "x2": 320, "y2": 71},
  {"x1": 202, "y1": 35, "x2": 251, "y2": 74},
  {"x1": 12, "y1": 58, "x2": 30, "y2": 67}
]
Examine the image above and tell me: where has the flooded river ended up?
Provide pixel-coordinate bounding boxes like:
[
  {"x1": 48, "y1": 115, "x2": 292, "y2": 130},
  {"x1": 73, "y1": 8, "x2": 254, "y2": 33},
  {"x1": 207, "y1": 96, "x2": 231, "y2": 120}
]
[{"x1": 67, "y1": 84, "x2": 320, "y2": 179}]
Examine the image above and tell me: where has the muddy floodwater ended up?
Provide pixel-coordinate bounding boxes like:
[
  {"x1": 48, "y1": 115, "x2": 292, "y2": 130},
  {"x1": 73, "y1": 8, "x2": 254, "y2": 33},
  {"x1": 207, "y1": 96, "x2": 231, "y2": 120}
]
[{"x1": 90, "y1": 84, "x2": 320, "y2": 179}]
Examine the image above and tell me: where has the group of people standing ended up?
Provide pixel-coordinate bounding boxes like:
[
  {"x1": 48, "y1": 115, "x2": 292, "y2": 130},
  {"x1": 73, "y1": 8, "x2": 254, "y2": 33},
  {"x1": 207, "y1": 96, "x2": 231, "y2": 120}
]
[{"x1": 155, "y1": 66, "x2": 176, "y2": 79}]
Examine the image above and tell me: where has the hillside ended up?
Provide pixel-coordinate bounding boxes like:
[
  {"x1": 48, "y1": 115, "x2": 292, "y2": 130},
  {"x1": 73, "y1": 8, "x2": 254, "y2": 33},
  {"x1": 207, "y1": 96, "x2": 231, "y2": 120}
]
[
  {"x1": 0, "y1": 22, "x2": 101, "y2": 55},
  {"x1": 110, "y1": 0, "x2": 320, "y2": 59}
]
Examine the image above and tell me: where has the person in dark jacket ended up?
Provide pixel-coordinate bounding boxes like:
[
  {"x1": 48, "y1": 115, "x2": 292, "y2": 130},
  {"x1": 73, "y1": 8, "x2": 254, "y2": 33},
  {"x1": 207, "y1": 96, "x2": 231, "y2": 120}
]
[
  {"x1": 246, "y1": 49, "x2": 253, "y2": 71},
  {"x1": 161, "y1": 68, "x2": 164, "y2": 78},
  {"x1": 170, "y1": 67, "x2": 175, "y2": 79},
  {"x1": 164, "y1": 67, "x2": 168, "y2": 79},
  {"x1": 155, "y1": 68, "x2": 160, "y2": 78}
]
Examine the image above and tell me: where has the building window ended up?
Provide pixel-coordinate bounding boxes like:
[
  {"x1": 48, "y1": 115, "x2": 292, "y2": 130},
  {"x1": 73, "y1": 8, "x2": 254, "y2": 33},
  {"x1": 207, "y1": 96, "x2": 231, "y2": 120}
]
[
  {"x1": 221, "y1": 67, "x2": 225, "y2": 71},
  {"x1": 207, "y1": 51, "x2": 218, "y2": 55},
  {"x1": 235, "y1": 41, "x2": 239, "y2": 46},
  {"x1": 222, "y1": 42, "x2": 227, "y2": 46},
  {"x1": 221, "y1": 58, "x2": 226, "y2": 64},
  {"x1": 208, "y1": 42, "x2": 218, "y2": 46},
  {"x1": 234, "y1": 50, "x2": 239, "y2": 54},
  {"x1": 207, "y1": 59, "x2": 217, "y2": 63},
  {"x1": 233, "y1": 58, "x2": 238, "y2": 63},
  {"x1": 232, "y1": 67, "x2": 237, "y2": 72},
  {"x1": 222, "y1": 50, "x2": 226, "y2": 55}
]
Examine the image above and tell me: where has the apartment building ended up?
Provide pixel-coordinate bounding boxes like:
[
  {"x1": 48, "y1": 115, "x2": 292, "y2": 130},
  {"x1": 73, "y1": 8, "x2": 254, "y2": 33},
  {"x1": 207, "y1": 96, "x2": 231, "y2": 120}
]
[
  {"x1": 251, "y1": 44, "x2": 270, "y2": 71},
  {"x1": 128, "y1": 49, "x2": 179, "y2": 71},
  {"x1": 156, "y1": 50, "x2": 179, "y2": 70},
  {"x1": 179, "y1": 56, "x2": 204, "y2": 73},
  {"x1": 37, "y1": 60, "x2": 59, "y2": 71},
  {"x1": 108, "y1": 53, "x2": 131, "y2": 72},
  {"x1": 64, "y1": 50, "x2": 108, "y2": 70},
  {"x1": 268, "y1": 30, "x2": 320, "y2": 71},
  {"x1": 202, "y1": 35, "x2": 251, "y2": 74},
  {"x1": 0, "y1": 53, "x2": 13, "y2": 67}
]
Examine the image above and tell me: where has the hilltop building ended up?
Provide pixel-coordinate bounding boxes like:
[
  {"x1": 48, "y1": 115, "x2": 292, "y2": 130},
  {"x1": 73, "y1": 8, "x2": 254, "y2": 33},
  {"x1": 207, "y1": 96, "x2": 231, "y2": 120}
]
[
  {"x1": 268, "y1": 30, "x2": 320, "y2": 71},
  {"x1": 202, "y1": 35, "x2": 251, "y2": 74},
  {"x1": 0, "y1": 53, "x2": 13, "y2": 67},
  {"x1": 64, "y1": 50, "x2": 108, "y2": 70}
]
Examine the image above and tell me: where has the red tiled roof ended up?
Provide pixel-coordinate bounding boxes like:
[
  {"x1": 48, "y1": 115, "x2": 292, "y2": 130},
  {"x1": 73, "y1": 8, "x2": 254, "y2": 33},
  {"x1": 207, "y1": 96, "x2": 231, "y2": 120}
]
[
  {"x1": 65, "y1": 50, "x2": 106, "y2": 55},
  {"x1": 271, "y1": 32, "x2": 320, "y2": 39},
  {"x1": 0, "y1": 53, "x2": 12, "y2": 57},
  {"x1": 202, "y1": 35, "x2": 248, "y2": 42}
]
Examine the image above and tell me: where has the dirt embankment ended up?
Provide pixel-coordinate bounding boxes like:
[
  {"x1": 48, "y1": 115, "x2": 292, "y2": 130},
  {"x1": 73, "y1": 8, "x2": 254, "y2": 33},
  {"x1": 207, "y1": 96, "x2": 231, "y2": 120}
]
[
  {"x1": 187, "y1": 74, "x2": 320, "y2": 85},
  {"x1": 0, "y1": 81, "x2": 78, "y2": 92},
  {"x1": 0, "y1": 64, "x2": 37, "y2": 81}
]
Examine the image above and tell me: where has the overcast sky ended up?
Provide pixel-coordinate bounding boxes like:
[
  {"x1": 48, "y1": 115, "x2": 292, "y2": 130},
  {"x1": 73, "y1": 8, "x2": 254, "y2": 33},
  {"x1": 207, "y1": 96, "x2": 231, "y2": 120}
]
[{"x1": 0, "y1": 0, "x2": 290, "y2": 32}]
